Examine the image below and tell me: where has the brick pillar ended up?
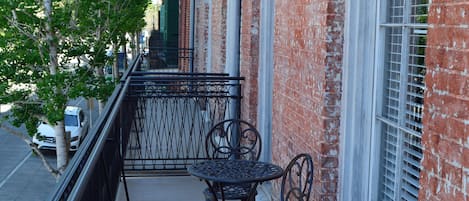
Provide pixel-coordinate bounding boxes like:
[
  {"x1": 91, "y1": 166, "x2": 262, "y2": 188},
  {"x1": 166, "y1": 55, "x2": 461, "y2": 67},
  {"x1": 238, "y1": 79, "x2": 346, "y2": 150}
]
[
  {"x1": 272, "y1": 0, "x2": 344, "y2": 200},
  {"x1": 179, "y1": 0, "x2": 191, "y2": 72},
  {"x1": 420, "y1": 1, "x2": 469, "y2": 200},
  {"x1": 239, "y1": 0, "x2": 260, "y2": 124},
  {"x1": 193, "y1": 1, "x2": 209, "y2": 73},
  {"x1": 210, "y1": 0, "x2": 227, "y2": 74}
]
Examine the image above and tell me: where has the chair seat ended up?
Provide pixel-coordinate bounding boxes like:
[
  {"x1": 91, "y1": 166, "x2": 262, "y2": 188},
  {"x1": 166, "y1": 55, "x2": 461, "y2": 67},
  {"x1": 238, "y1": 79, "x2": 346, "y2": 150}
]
[{"x1": 204, "y1": 183, "x2": 255, "y2": 200}]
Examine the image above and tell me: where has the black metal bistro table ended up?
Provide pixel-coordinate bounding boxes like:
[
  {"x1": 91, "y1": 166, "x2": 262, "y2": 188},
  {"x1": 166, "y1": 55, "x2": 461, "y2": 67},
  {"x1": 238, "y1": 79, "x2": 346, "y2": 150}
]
[{"x1": 187, "y1": 159, "x2": 284, "y2": 201}]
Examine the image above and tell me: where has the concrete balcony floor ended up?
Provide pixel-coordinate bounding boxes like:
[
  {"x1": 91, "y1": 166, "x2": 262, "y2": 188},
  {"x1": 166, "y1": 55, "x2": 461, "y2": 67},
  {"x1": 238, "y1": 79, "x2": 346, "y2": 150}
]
[
  {"x1": 115, "y1": 176, "x2": 205, "y2": 201},
  {"x1": 115, "y1": 175, "x2": 274, "y2": 201}
]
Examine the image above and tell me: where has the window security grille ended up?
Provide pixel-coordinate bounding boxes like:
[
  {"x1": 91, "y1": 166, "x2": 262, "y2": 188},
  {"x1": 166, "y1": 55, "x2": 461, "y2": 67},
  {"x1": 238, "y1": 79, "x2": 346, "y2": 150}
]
[{"x1": 377, "y1": 0, "x2": 428, "y2": 200}]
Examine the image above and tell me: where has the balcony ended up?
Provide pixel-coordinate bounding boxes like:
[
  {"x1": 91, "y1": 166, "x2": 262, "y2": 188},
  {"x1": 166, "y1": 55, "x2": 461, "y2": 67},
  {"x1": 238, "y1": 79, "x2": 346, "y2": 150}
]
[
  {"x1": 47, "y1": 54, "x2": 255, "y2": 201},
  {"x1": 114, "y1": 176, "x2": 205, "y2": 201}
]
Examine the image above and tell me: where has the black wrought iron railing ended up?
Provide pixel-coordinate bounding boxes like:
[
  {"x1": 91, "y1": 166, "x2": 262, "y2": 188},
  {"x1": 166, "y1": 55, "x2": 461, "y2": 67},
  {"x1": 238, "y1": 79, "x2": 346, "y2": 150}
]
[
  {"x1": 48, "y1": 55, "x2": 141, "y2": 201},
  {"x1": 124, "y1": 72, "x2": 243, "y2": 171},
  {"x1": 148, "y1": 47, "x2": 193, "y2": 70},
  {"x1": 48, "y1": 55, "x2": 243, "y2": 201}
]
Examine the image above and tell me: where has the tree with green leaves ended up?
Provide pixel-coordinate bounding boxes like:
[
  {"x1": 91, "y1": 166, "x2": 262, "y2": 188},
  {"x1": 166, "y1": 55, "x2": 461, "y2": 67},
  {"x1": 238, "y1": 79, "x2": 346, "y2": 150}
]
[
  {"x1": 0, "y1": 0, "x2": 148, "y2": 178},
  {"x1": 108, "y1": 0, "x2": 149, "y2": 79}
]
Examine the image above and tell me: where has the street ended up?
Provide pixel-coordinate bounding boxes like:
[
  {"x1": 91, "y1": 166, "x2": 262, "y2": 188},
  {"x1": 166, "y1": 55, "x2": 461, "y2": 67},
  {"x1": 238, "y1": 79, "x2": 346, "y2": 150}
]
[{"x1": 0, "y1": 98, "x2": 100, "y2": 201}]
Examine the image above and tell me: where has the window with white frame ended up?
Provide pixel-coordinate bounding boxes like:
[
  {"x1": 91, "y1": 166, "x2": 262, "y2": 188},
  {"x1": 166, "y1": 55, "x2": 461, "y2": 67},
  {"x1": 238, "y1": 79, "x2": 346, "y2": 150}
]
[{"x1": 377, "y1": 0, "x2": 428, "y2": 200}]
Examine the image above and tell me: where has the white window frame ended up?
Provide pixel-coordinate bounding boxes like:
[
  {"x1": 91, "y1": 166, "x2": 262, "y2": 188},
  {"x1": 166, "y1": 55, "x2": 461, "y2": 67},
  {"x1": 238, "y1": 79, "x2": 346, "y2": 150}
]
[
  {"x1": 340, "y1": 0, "x2": 380, "y2": 199},
  {"x1": 340, "y1": 0, "x2": 428, "y2": 200},
  {"x1": 374, "y1": 0, "x2": 428, "y2": 200},
  {"x1": 258, "y1": 0, "x2": 275, "y2": 164},
  {"x1": 255, "y1": 0, "x2": 275, "y2": 199}
]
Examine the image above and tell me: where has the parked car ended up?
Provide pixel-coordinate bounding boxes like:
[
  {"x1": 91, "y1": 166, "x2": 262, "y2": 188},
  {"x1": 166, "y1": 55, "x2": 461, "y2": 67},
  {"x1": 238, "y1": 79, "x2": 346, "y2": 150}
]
[{"x1": 32, "y1": 106, "x2": 89, "y2": 151}]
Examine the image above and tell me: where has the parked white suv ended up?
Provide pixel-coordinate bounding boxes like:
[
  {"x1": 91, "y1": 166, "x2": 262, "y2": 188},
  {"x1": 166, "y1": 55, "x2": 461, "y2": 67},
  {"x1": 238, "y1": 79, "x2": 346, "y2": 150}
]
[{"x1": 32, "y1": 106, "x2": 89, "y2": 151}]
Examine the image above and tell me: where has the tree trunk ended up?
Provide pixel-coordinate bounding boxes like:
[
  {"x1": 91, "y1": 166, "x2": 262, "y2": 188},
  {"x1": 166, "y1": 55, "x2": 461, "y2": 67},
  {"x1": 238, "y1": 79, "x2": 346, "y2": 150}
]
[
  {"x1": 131, "y1": 33, "x2": 137, "y2": 59},
  {"x1": 54, "y1": 121, "x2": 69, "y2": 173},
  {"x1": 44, "y1": 0, "x2": 69, "y2": 173},
  {"x1": 98, "y1": 101, "x2": 105, "y2": 114},
  {"x1": 87, "y1": 98, "x2": 94, "y2": 127},
  {"x1": 112, "y1": 43, "x2": 119, "y2": 80},
  {"x1": 44, "y1": 0, "x2": 58, "y2": 75},
  {"x1": 95, "y1": 63, "x2": 105, "y2": 114},
  {"x1": 136, "y1": 31, "x2": 141, "y2": 57},
  {"x1": 94, "y1": 9, "x2": 105, "y2": 115},
  {"x1": 123, "y1": 36, "x2": 128, "y2": 69}
]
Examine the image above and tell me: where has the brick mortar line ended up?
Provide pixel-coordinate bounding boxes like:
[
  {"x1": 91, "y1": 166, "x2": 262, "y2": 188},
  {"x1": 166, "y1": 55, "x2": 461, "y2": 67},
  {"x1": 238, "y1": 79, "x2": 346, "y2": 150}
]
[{"x1": 431, "y1": 2, "x2": 469, "y2": 6}]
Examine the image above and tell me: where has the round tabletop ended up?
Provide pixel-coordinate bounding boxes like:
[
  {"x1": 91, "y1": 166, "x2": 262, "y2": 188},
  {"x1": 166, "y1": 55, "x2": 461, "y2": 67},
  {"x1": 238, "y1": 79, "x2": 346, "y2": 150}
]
[{"x1": 187, "y1": 159, "x2": 284, "y2": 184}]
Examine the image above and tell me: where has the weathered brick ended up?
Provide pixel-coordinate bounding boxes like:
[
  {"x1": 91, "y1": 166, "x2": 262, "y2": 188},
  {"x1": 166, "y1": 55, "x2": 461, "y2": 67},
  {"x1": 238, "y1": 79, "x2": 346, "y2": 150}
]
[
  {"x1": 191, "y1": 0, "x2": 469, "y2": 200},
  {"x1": 427, "y1": 136, "x2": 462, "y2": 175},
  {"x1": 441, "y1": 159, "x2": 463, "y2": 189},
  {"x1": 178, "y1": 0, "x2": 191, "y2": 71},
  {"x1": 270, "y1": 0, "x2": 344, "y2": 200},
  {"x1": 422, "y1": 0, "x2": 469, "y2": 200},
  {"x1": 239, "y1": 0, "x2": 261, "y2": 124},
  {"x1": 210, "y1": 0, "x2": 227, "y2": 74},
  {"x1": 462, "y1": 148, "x2": 469, "y2": 168},
  {"x1": 193, "y1": 1, "x2": 210, "y2": 73}
]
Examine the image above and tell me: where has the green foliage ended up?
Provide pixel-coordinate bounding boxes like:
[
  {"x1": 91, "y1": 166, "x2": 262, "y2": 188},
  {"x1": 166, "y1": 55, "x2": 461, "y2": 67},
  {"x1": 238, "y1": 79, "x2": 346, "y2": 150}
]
[
  {"x1": 0, "y1": 0, "x2": 149, "y2": 137},
  {"x1": 67, "y1": 68, "x2": 116, "y2": 101},
  {"x1": 109, "y1": 0, "x2": 150, "y2": 43},
  {"x1": 10, "y1": 103, "x2": 42, "y2": 135}
]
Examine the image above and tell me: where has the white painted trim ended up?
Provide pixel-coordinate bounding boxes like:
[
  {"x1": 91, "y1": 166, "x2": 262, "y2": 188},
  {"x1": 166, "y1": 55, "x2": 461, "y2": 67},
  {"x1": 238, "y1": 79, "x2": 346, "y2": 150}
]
[
  {"x1": 257, "y1": 0, "x2": 275, "y2": 197},
  {"x1": 339, "y1": 0, "x2": 378, "y2": 200},
  {"x1": 258, "y1": 0, "x2": 275, "y2": 163},
  {"x1": 368, "y1": 1, "x2": 386, "y2": 200},
  {"x1": 225, "y1": 0, "x2": 241, "y2": 120},
  {"x1": 225, "y1": 0, "x2": 241, "y2": 76},
  {"x1": 371, "y1": 1, "x2": 429, "y2": 199}
]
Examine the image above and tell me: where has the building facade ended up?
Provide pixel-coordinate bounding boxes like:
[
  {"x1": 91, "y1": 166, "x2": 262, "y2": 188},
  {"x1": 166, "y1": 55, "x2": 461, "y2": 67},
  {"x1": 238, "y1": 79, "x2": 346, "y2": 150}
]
[
  {"x1": 178, "y1": 0, "x2": 191, "y2": 71},
  {"x1": 187, "y1": 0, "x2": 469, "y2": 200}
]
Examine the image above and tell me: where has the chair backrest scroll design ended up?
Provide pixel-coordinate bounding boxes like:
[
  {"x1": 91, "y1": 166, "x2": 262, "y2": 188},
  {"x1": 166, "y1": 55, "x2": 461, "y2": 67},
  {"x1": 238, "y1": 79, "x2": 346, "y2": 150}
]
[
  {"x1": 280, "y1": 153, "x2": 314, "y2": 201},
  {"x1": 205, "y1": 119, "x2": 261, "y2": 161}
]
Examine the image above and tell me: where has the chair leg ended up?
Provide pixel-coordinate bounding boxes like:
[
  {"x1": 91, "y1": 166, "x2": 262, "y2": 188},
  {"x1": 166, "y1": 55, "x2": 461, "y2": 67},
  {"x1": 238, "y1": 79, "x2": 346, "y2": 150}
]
[{"x1": 204, "y1": 189, "x2": 217, "y2": 201}]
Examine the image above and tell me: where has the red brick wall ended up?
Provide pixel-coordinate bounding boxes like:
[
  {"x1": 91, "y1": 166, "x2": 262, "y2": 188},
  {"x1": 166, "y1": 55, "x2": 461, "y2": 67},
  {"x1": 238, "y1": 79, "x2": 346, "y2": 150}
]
[
  {"x1": 193, "y1": 1, "x2": 209, "y2": 73},
  {"x1": 239, "y1": 0, "x2": 260, "y2": 124},
  {"x1": 272, "y1": 0, "x2": 344, "y2": 200},
  {"x1": 420, "y1": 1, "x2": 469, "y2": 200},
  {"x1": 210, "y1": 0, "x2": 227, "y2": 73},
  {"x1": 179, "y1": 0, "x2": 190, "y2": 72}
]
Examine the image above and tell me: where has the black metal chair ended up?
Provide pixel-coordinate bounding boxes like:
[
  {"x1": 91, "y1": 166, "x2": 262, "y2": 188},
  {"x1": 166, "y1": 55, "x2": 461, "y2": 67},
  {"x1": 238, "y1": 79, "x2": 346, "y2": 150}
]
[
  {"x1": 204, "y1": 119, "x2": 262, "y2": 201},
  {"x1": 280, "y1": 153, "x2": 314, "y2": 201}
]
